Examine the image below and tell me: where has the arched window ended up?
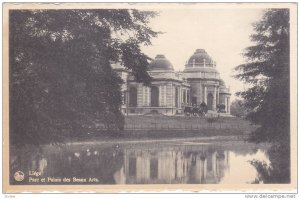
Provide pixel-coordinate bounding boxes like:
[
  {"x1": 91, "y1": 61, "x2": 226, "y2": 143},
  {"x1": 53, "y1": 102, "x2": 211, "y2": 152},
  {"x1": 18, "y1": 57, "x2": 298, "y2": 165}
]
[
  {"x1": 129, "y1": 87, "x2": 137, "y2": 107},
  {"x1": 151, "y1": 86, "x2": 159, "y2": 107}
]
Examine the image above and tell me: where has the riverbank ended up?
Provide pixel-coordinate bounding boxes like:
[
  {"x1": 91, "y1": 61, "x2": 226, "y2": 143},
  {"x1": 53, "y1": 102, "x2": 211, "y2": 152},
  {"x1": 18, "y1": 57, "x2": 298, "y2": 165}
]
[
  {"x1": 68, "y1": 130, "x2": 251, "y2": 145},
  {"x1": 64, "y1": 135, "x2": 252, "y2": 147},
  {"x1": 124, "y1": 115, "x2": 255, "y2": 132},
  {"x1": 67, "y1": 115, "x2": 257, "y2": 143}
]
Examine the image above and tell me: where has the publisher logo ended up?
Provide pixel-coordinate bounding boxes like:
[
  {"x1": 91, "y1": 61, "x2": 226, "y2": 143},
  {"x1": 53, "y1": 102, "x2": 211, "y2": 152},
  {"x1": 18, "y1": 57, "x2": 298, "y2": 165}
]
[{"x1": 14, "y1": 171, "x2": 24, "y2": 182}]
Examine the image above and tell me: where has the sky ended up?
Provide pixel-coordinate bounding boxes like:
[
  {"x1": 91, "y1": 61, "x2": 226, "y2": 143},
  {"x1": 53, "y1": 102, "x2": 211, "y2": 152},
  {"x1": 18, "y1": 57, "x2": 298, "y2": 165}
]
[{"x1": 141, "y1": 8, "x2": 265, "y2": 100}]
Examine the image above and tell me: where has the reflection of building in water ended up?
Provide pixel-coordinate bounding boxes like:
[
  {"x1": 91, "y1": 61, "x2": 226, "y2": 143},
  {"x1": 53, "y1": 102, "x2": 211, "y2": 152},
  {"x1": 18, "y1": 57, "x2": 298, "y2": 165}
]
[
  {"x1": 117, "y1": 146, "x2": 230, "y2": 184},
  {"x1": 11, "y1": 142, "x2": 264, "y2": 185},
  {"x1": 29, "y1": 155, "x2": 48, "y2": 176}
]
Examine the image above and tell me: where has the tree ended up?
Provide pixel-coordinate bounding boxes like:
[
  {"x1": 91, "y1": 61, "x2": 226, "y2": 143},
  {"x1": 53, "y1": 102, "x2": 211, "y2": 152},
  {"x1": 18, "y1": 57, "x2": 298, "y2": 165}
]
[
  {"x1": 10, "y1": 10, "x2": 159, "y2": 145},
  {"x1": 230, "y1": 99, "x2": 247, "y2": 118},
  {"x1": 234, "y1": 9, "x2": 290, "y2": 143}
]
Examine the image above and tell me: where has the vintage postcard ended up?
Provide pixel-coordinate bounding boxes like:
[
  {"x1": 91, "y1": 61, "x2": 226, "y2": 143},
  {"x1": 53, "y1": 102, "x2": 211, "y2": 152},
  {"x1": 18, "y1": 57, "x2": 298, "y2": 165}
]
[{"x1": 2, "y1": 2, "x2": 298, "y2": 194}]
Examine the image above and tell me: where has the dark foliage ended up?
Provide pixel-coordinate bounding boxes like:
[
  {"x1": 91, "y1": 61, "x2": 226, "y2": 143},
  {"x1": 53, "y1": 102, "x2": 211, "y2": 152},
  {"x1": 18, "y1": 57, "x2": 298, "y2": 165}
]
[
  {"x1": 230, "y1": 99, "x2": 247, "y2": 118},
  {"x1": 234, "y1": 9, "x2": 290, "y2": 144},
  {"x1": 250, "y1": 143, "x2": 290, "y2": 183},
  {"x1": 10, "y1": 10, "x2": 159, "y2": 145},
  {"x1": 235, "y1": 9, "x2": 290, "y2": 184}
]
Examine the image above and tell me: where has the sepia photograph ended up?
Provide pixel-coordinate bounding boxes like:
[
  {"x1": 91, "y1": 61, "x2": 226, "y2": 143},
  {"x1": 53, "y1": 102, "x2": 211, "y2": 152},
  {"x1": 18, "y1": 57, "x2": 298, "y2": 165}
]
[{"x1": 2, "y1": 2, "x2": 297, "y2": 194}]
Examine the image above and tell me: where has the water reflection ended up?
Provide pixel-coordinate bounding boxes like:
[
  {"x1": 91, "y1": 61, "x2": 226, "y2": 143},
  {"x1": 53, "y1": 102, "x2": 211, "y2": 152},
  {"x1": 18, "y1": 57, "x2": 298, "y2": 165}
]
[
  {"x1": 123, "y1": 148, "x2": 229, "y2": 184},
  {"x1": 250, "y1": 143, "x2": 290, "y2": 184},
  {"x1": 10, "y1": 140, "x2": 268, "y2": 185}
]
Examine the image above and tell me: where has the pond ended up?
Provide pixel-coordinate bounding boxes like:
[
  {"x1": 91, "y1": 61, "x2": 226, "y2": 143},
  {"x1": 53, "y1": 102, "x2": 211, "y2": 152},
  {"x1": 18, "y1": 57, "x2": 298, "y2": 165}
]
[{"x1": 10, "y1": 137, "x2": 271, "y2": 185}]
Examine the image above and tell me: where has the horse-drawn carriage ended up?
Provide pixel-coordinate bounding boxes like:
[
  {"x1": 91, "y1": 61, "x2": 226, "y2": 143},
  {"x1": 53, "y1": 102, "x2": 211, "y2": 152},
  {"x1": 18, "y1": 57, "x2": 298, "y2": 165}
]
[
  {"x1": 183, "y1": 102, "x2": 208, "y2": 117},
  {"x1": 216, "y1": 104, "x2": 226, "y2": 113}
]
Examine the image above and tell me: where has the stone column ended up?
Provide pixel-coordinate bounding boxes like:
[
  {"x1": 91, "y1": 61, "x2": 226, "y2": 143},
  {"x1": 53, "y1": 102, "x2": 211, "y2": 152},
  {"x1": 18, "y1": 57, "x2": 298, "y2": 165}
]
[
  {"x1": 159, "y1": 85, "x2": 162, "y2": 107},
  {"x1": 148, "y1": 87, "x2": 151, "y2": 106},
  {"x1": 224, "y1": 97, "x2": 227, "y2": 113},
  {"x1": 226, "y1": 97, "x2": 228, "y2": 113},
  {"x1": 204, "y1": 86, "x2": 207, "y2": 104},
  {"x1": 198, "y1": 82, "x2": 202, "y2": 104},
  {"x1": 213, "y1": 86, "x2": 217, "y2": 111},
  {"x1": 217, "y1": 88, "x2": 219, "y2": 105},
  {"x1": 179, "y1": 87, "x2": 181, "y2": 108},
  {"x1": 175, "y1": 87, "x2": 180, "y2": 108},
  {"x1": 164, "y1": 85, "x2": 167, "y2": 106},
  {"x1": 185, "y1": 89, "x2": 188, "y2": 104},
  {"x1": 182, "y1": 89, "x2": 185, "y2": 104},
  {"x1": 227, "y1": 97, "x2": 230, "y2": 114},
  {"x1": 187, "y1": 90, "x2": 190, "y2": 105},
  {"x1": 142, "y1": 86, "x2": 145, "y2": 106}
]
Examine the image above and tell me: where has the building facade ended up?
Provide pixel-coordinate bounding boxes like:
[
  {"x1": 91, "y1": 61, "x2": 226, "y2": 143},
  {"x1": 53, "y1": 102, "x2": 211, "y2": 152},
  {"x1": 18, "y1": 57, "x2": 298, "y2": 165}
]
[
  {"x1": 122, "y1": 146, "x2": 230, "y2": 184},
  {"x1": 113, "y1": 49, "x2": 231, "y2": 115}
]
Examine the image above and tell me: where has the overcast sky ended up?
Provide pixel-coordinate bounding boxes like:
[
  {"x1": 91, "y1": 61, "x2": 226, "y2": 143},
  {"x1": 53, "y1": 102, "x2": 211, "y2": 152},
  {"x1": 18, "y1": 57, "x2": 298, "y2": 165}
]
[{"x1": 141, "y1": 8, "x2": 265, "y2": 100}]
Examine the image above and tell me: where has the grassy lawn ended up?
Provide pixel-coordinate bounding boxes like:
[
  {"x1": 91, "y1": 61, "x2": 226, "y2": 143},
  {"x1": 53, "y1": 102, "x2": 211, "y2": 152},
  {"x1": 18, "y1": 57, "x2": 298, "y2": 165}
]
[
  {"x1": 65, "y1": 115, "x2": 258, "y2": 142},
  {"x1": 125, "y1": 115, "x2": 256, "y2": 131}
]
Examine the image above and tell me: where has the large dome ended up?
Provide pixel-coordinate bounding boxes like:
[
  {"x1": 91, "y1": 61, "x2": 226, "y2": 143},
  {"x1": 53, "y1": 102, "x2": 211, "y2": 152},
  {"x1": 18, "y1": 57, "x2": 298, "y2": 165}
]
[
  {"x1": 185, "y1": 49, "x2": 215, "y2": 68},
  {"x1": 149, "y1": 54, "x2": 174, "y2": 71},
  {"x1": 183, "y1": 49, "x2": 220, "y2": 80}
]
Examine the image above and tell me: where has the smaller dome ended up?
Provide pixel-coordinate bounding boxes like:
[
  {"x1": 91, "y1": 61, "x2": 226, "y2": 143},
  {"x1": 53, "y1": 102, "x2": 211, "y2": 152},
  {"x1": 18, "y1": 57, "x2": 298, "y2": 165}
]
[{"x1": 149, "y1": 54, "x2": 174, "y2": 71}]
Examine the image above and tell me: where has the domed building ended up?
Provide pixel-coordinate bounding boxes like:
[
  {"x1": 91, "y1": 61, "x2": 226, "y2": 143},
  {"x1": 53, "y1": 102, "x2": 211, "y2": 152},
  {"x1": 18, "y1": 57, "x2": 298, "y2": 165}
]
[
  {"x1": 183, "y1": 49, "x2": 231, "y2": 113},
  {"x1": 148, "y1": 54, "x2": 174, "y2": 71},
  {"x1": 113, "y1": 49, "x2": 231, "y2": 115}
]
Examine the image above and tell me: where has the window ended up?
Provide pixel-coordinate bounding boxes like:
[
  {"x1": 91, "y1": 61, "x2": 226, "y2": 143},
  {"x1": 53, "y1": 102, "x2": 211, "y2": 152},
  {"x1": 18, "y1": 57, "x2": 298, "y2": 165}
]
[
  {"x1": 151, "y1": 86, "x2": 159, "y2": 107},
  {"x1": 129, "y1": 87, "x2": 137, "y2": 107}
]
